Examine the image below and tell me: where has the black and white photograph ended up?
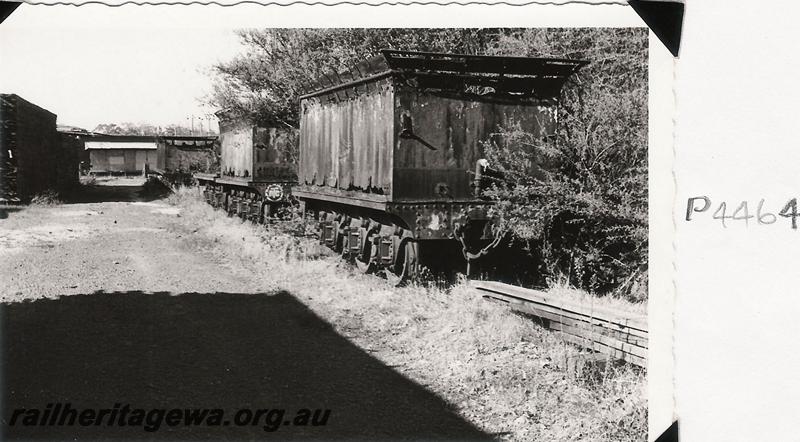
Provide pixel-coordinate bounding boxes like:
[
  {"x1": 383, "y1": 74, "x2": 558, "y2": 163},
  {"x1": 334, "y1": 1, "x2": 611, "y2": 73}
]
[{"x1": 0, "y1": 4, "x2": 669, "y2": 441}]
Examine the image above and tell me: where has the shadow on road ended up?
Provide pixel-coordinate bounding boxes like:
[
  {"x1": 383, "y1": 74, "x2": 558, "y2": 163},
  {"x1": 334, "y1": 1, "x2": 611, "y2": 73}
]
[
  {"x1": 1, "y1": 291, "x2": 491, "y2": 441},
  {"x1": 62, "y1": 178, "x2": 170, "y2": 204}
]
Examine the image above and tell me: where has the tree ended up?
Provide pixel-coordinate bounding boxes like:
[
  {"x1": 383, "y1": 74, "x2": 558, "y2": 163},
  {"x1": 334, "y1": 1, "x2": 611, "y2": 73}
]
[
  {"x1": 207, "y1": 28, "x2": 503, "y2": 127},
  {"x1": 481, "y1": 28, "x2": 648, "y2": 299},
  {"x1": 92, "y1": 122, "x2": 213, "y2": 136}
]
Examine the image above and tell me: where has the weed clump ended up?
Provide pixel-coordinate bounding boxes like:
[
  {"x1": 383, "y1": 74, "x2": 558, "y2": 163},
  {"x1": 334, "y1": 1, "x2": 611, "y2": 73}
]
[
  {"x1": 140, "y1": 176, "x2": 172, "y2": 198},
  {"x1": 30, "y1": 190, "x2": 62, "y2": 206}
]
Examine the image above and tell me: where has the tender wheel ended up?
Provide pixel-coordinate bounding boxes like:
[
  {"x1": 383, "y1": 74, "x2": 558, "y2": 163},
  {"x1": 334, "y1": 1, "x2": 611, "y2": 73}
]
[
  {"x1": 318, "y1": 216, "x2": 336, "y2": 248},
  {"x1": 354, "y1": 228, "x2": 376, "y2": 274},
  {"x1": 226, "y1": 195, "x2": 237, "y2": 216},
  {"x1": 247, "y1": 198, "x2": 260, "y2": 223},
  {"x1": 262, "y1": 203, "x2": 273, "y2": 224},
  {"x1": 354, "y1": 257, "x2": 374, "y2": 274},
  {"x1": 392, "y1": 238, "x2": 419, "y2": 287},
  {"x1": 236, "y1": 195, "x2": 248, "y2": 220},
  {"x1": 332, "y1": 221, "x2": 345, "y2": 253}
]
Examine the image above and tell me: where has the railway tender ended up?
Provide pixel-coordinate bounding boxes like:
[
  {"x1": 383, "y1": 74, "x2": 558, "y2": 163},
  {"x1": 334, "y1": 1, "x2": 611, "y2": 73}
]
[
  {"x1": 295, "y1": 50, "x2": 586, "y2": 282},
  {"x1": 194, "y1": 114, "x2": 297, "y2": 222}
]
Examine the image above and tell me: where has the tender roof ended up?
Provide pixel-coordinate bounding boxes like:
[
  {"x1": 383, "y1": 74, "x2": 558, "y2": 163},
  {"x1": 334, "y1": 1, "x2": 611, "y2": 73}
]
[
  {"x1": 300, "y1": 49, "x2": 588, "y2": 101},
  {"x1": 381, "y1": 50, "x2": 588, "y2": 78}
]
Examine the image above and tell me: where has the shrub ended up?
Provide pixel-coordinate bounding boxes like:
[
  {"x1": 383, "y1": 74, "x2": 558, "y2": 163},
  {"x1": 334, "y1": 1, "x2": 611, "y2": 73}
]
[
  {"x1": 140, "y1": 176, "x2": 172, "y2": 198},
  {"x1": 482, "y1": 29, "x2": 648, "y2": 300}
]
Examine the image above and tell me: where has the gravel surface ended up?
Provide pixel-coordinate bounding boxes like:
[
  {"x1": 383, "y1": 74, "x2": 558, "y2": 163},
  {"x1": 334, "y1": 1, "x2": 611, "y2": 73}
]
[
  {"x1": 0, "y1": 180, "x2": 491, "y2": 441},
  {"x1": 1, "y1": 187, "x2": 261, "y2": 300}
]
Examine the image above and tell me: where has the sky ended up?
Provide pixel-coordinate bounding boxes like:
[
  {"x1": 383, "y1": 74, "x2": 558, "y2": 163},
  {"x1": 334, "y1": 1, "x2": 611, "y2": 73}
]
[
  {"x1": 0, "y1": 1, "x2": 640, "y2": 133},
  {"x1": 0, "y1": 7, "x2": 245, "y2": 132}
]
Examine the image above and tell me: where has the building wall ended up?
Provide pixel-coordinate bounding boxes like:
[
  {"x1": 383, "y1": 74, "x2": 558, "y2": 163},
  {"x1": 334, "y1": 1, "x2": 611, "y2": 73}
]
[
  {"x1": 155, "y1": 138, "x2": 217, "y2": 174},
  {"x1": 89, "y1": 149, "x2": 158, "y2": 174},
  {"x1": 57, "y1": 133, "x2": 81, "y2": 190},
  {"x1": 164, "y1": 145, "x2": 216, "y2": 173},
  {"x1": 0, "y1": 94, "x2": 64, "y2": 202}
]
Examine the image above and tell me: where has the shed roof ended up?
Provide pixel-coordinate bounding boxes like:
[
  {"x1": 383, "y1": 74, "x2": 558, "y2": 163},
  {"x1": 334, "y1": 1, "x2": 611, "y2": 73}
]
[
  {"x1": 85, "y1": 140, "x2": 157, "y2": 150},
  {"x1": 1, "y1": 93, "x2": 57, "y2": 120}
]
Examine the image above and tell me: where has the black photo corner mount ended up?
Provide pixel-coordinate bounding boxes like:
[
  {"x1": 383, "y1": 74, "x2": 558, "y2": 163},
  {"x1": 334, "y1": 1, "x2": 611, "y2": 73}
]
[
  {"x1": 655, "y1": 420, "x2": 680, "y2": 442},
  {"x1": 628, "y1": 0, "x2": 684, "y2": 57},
  {"x1": 0, "y1": 1, "x2": 21, "y2": 25}
]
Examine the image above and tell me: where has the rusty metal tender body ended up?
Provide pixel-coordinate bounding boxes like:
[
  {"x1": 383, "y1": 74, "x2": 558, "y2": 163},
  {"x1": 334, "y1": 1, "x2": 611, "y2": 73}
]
[
  {"x1": 296, "y1": 50, "x2": 586, "y2": 280},
  {"x1": 194, "y1": 116, "x2": 298, "y2": 222}
]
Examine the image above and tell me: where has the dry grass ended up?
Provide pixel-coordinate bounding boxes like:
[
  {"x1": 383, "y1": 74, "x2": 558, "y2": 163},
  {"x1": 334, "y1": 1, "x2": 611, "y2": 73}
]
[
  {"x1": 545, "y1": 282, "x2": 647, "y2": 317},
  {"x1": 29, "y1": 190, "x2": 63, "y2": 206},
  {"x1": 168, "y1": 186, "x2": 647, "y2": 442}
]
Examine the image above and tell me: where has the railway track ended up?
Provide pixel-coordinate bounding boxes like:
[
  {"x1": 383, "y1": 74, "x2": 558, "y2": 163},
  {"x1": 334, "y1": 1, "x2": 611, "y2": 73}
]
[{"x1": 473, "y1": 280, "x2": 648, "y2": 368}]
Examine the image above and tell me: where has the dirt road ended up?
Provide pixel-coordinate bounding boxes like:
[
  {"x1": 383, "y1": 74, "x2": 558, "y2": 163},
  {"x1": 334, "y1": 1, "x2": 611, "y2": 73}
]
[
  {"x1": 0, "y1": 179, "x2": 490, "y2": 441},
  {"x1": 1, "y1": 179, "x2": 263, "y2": 299}
]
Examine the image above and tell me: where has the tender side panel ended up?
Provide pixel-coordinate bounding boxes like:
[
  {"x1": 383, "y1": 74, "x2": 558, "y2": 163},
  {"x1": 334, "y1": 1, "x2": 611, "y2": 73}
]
[
  {"x1": 393, "y1": 87, "x2": 557, "y2": 201},
  {"x1": 219, "y1": 121, "x2": 254, "y2": 178},
  {"x1": 299, "y1": 85, "x2": 394, "y2": 196},
  {"x1": 252, "y1": 127, "x2": 297, "y2": 182}
]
